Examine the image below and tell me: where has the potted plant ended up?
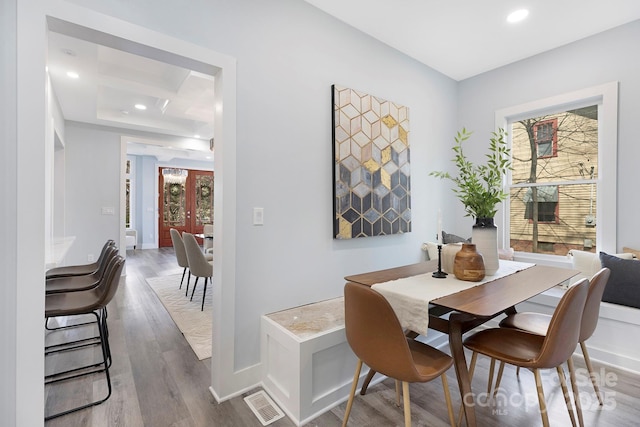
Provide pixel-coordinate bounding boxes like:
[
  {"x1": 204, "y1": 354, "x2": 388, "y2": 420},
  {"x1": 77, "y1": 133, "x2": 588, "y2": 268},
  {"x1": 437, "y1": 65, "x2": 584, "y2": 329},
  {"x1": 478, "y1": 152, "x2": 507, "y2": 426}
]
[{"x1": 430, "y1": 127, "x2": 512, "y2": 275}]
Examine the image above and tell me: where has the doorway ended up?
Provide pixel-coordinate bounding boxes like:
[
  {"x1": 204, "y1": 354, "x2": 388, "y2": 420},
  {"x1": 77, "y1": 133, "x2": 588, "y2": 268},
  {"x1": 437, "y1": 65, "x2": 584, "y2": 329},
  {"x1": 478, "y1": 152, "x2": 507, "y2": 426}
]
[{"x1": 158, "y1": 168, "x2": 214, "y2": 247}]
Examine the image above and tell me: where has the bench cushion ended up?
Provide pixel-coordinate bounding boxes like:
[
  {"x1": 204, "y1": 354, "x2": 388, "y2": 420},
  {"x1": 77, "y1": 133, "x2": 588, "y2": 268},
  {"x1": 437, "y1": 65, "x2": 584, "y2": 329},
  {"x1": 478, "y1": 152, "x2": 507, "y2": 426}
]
[{"x1": 600, "y1": 252, "x2": 640, "y2": 309}]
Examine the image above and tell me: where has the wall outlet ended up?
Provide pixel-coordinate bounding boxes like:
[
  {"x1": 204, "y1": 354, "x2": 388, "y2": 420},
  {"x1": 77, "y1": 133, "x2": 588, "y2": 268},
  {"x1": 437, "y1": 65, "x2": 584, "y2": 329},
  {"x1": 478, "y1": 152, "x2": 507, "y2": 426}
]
[
  {"x1": 88, "y1": 254, "x2": 95, "y2": 262},
  {"x1": 253, "y1": 207, "x2": 264, "y2": 225}
]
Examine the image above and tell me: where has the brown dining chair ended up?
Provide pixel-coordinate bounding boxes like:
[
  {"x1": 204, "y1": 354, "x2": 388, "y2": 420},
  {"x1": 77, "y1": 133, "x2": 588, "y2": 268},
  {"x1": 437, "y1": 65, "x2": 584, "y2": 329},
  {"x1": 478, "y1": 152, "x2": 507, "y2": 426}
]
[
  {"x1": 463, "y1": 278, "x2": 589, "y2": 427},
  {"x1": 45, "y1": 255, "x2": 125, "y2": 420},
  {"x1": 342, "y1": 282, "x2": 456, "y2": 427},
  {"x1": 45, "y1": 245, "x2": 119, "y2": 294},
  {"x1": 495, "y1": 267, "x2": 611, "y2": 408},
  {"x1": 45, "y1": 239, "x2": 116, "y2": 279}
]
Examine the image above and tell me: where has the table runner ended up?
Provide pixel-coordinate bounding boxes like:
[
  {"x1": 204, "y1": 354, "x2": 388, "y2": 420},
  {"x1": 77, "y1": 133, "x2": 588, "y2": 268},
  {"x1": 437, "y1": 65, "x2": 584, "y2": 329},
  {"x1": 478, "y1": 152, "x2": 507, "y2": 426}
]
[{"x1": 371, "y1": 260, "x2": 535, "y2": 335}]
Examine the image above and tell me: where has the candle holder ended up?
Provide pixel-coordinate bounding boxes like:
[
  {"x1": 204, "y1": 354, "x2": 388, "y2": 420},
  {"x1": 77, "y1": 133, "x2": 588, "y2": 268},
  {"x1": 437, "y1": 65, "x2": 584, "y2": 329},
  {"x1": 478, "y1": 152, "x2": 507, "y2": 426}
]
[{"x1": 432, "y1": 244, "x2": 448, "y2": 278}]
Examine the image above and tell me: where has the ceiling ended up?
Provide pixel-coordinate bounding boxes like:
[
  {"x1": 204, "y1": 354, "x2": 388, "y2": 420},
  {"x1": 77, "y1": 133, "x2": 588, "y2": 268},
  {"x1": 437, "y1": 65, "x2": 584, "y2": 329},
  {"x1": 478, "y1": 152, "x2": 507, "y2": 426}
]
[
  {"x1": 47, "y1": 30, "x2": 215, "y2": 161},
  {"x1": 47, "y1": 2, "x2": 640, "y2": 162},
  {"x1": 303, "y1": 0, "x2": 640, "y2": 81}
]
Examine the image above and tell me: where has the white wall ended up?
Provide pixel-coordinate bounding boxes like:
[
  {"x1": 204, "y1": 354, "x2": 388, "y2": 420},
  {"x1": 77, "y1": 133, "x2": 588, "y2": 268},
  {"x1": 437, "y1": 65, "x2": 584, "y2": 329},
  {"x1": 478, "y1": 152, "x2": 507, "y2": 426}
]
[
  {"x1": 65, "y1": 123, "x2": 215, "y2": 262},
  {"x1": 456, "y1": 20, "x2": 640, "y2": 250},
  {"x1": 4, "y1": 0, "x2": 47, "y2": 425},
  {"x1": 62, "y1": 0, "x2": 459, "y2": 374}
]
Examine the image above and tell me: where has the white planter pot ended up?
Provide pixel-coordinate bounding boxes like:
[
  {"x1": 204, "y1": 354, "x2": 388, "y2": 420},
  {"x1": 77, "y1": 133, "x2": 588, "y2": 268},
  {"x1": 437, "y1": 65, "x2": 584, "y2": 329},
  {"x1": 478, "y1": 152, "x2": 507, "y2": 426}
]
[{"x1": 472, "y1": 217, "x2": 499, "y2": 275}]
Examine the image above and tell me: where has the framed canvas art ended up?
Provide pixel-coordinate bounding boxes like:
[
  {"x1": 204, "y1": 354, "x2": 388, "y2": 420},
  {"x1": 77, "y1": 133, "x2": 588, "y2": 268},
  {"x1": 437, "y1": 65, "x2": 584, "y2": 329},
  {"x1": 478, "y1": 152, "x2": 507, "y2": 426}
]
[{"x1": 332, "y1": 85, "x2": 411, "y2": 239}]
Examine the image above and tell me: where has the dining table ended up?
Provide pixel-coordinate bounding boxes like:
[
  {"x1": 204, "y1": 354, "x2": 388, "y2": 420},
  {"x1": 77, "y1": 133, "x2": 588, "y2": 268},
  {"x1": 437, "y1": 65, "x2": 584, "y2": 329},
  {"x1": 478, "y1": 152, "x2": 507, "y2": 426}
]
[{"x1": 344, "y1": 259, "x2": 579, "y2": 427}]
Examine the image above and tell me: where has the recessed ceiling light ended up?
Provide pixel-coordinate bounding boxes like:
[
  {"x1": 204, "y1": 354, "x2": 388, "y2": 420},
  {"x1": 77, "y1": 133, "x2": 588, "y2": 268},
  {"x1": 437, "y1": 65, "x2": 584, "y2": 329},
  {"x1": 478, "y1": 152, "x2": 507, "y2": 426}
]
[
  {"x1": 66, "y1": 71, "x2": 79, "y2": 79},
  {"x1": 194, "y1": 134, "x2": 201, "y2": 138},
  {"x1": 507, "y1": 9, "x2": 529, "y2": 23},
  {"x1": 134, "y1": 104, "x2": 147, "y2": 110}
]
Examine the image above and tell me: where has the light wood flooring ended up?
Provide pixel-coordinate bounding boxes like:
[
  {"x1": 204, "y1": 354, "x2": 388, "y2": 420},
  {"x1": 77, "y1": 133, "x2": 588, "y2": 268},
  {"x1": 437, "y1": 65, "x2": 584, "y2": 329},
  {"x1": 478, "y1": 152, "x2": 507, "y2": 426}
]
[{"x1": 45, "y1": 248, "x2": 640, "y2": 426}]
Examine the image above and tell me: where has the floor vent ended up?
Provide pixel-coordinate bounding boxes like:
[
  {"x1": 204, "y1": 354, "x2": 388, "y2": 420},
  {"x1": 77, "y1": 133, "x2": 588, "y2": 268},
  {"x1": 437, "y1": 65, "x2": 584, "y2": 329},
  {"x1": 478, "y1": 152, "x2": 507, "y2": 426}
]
[{"x1": 244, "y1": 390, "x2": 285, "y2": 426}]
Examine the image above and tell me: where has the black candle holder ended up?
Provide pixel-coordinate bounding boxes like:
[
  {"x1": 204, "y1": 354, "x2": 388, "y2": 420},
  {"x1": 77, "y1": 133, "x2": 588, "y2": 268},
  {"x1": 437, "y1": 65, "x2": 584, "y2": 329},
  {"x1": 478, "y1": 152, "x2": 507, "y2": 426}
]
[{"x1": 432, "y1": 244, "x2": 448, "y2": 278}]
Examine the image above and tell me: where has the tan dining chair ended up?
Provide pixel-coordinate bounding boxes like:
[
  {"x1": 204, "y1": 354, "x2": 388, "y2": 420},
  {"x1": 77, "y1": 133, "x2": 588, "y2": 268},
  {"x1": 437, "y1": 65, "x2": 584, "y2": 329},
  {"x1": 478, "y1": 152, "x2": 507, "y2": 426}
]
[
  {"x1": 170, "y1": 228, "x2": 191, "y2": 293},
  {"x1": 182, "y1": 232, "x2": 213, "y2": 311},
  {"x1": 463, "y1": 278, "x2": 589, "y2": 427},
  {"x1": 342, "y1": 282, "x2": 456, "y2": 427},
  {"x1": 495, "y1": 267, "x2": 611, "y2": 408},
  {"x1": 203, "y1": 223, "x2": 213, "y2": 254}
]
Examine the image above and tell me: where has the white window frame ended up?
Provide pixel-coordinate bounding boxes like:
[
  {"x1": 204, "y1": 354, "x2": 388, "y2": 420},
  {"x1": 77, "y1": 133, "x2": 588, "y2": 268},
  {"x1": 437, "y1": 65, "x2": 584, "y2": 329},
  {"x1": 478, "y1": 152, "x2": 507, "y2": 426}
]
[
  {"x1": 495, "y1": 82, "x2": 618, "y2": 263},
  {"x1": 126, "y1": 155, "x2": 136, "y2": 230}
]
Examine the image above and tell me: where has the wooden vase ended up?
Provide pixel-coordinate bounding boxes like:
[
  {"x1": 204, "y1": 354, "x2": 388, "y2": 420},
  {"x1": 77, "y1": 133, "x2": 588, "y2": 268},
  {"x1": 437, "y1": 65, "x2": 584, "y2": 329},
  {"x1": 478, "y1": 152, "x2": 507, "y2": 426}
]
[{"x1": 454, "y1": 243, "x2": 486, "y2": 282}]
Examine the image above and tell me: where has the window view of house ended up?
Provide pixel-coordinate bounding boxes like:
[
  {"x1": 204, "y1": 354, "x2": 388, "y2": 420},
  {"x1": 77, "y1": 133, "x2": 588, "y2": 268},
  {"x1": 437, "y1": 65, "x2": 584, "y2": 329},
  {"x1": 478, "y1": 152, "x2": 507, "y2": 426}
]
[{"x1": 509, "y1": 105, "x2": 598, "y2": 255}]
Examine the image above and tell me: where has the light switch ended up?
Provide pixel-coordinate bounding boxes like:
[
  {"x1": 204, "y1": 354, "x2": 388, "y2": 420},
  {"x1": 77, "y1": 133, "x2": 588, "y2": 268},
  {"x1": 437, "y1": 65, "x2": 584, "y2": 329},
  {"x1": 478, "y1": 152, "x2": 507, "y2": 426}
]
[
  {"x1": 253, "y1": 207, "x2": 264, "y2": 225},
  {"x1": 101, "y1": 207, "x2": 115, "y2": 215}
]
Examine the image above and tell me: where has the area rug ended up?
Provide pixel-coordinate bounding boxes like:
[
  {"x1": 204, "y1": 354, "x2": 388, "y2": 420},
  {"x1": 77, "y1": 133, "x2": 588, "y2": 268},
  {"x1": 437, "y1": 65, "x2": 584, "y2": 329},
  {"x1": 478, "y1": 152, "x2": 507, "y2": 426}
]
[{"x1": 145, "y1": 274, "x2": 212, "y2": 360}]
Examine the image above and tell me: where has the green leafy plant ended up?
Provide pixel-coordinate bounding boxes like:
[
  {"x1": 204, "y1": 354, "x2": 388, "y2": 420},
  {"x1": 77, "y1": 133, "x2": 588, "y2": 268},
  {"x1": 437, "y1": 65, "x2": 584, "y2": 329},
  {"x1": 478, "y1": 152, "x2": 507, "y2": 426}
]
[{"x1": 430, "y1": 128, "x2": 512, "y2": 219}]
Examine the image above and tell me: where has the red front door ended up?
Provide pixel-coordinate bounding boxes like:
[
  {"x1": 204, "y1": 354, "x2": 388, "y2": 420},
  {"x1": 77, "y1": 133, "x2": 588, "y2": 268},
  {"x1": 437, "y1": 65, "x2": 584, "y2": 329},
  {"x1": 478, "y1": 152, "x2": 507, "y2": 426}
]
[{"x1": 158, "y1": 168, "x2": 213, "y2": 247}]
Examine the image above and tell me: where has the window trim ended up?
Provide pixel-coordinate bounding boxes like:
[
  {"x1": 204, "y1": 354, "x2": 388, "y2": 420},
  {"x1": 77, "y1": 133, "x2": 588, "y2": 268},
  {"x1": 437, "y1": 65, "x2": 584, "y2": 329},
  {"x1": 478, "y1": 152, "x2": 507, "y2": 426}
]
[{"x1": 495, "y1": 82, "x2": 618, "y2": 260}]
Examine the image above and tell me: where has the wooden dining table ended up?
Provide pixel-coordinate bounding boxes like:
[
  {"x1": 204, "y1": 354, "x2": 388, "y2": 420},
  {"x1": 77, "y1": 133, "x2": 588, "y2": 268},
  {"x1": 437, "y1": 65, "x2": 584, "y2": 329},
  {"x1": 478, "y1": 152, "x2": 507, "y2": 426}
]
[{"x1": 344, "y1": 259, "x2": 579, "y2": 427}]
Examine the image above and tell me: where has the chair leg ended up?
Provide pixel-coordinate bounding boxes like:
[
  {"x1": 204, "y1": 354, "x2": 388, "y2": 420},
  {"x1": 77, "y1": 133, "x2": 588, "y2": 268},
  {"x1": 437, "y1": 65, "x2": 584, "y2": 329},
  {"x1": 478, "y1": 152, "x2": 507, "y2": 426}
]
[
  {"x1": 201, "y1": 277, "x2": 208, "y2": 311},
  {"x1": 581, "y1": 341, "x2": 604, "y2": 405},
  {"x1": 190, "y1": 277, "x2": 199, "y2": 301},
  {"x1": 493, "y1": 361, "x2": 505, "y2": 397},
  {"x1": 185, "y1": 271, "x2": 191, "y2": 297},
  {"x1": 457, "y1": 351, "x2": 478, "y2": 427},
  {"x1": 487, "y1": 357, "x2": 496, "y2": 394},
  {"x1": 359, "y1": 369, "x2": 377, "y2": 395},
  {"x1": 556, "y1": 365, "x2": 578, "y2": 427},
  {"x1": 179, "y1": 267, "x2": 187, "y2": 289},
  {"x1": 534, "y1": 369, "x2": 550, "y2": 427},
  {"x1": 402, "y1": 381, "x2": 411, "y2": 427},
  {"x1": 441, "y1": 373, "x2": 456, "y2": 427},
  {"x1": 567, "y1": 358, "x2": 585, "y2": 427},
  {"x1": 45, "y1": 309, "x2": 113, "y2": 420},
  {"x1": 342, "y1": 359, "x2": 363, "y2": 427}
]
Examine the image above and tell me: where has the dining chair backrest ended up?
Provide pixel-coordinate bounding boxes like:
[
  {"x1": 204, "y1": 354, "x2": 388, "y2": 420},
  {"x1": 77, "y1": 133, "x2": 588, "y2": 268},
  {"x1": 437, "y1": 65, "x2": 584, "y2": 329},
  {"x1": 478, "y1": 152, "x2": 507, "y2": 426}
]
[
  {"x1": 535, "y1": 278, "x2": 589, "y2": 369},
  {"x1": 95, "y1": 245, "x2": 120, "y2": 278},
  {"x1": 344, "y1": 282, "x2": 425, "y2": 383},
  {"x1": 580, "y1": 267, "x2": 611, "y2": 342},
  {"x1": 170, "y1": 228, "x2": 189, "y2": 269},
  {"x1": 182, "y1": 233, "x2": 212, "y2": 278}
]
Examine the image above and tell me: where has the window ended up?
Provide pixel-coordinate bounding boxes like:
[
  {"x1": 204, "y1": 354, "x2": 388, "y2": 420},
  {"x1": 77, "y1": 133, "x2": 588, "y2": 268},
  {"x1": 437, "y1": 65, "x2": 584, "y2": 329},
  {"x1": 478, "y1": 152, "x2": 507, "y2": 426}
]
[
  {"x1": 495, "y1": 82, "x2": 618, "y2": 257},
  {"x1": 534, "y1": 119, "x2": 557, "y2": 158},
  {"x1": 126, "y1": 157, "x2": 135, "y2": 229},
  {"x1": 524, "y1": 186, "x2": 558, "y2": 223}
]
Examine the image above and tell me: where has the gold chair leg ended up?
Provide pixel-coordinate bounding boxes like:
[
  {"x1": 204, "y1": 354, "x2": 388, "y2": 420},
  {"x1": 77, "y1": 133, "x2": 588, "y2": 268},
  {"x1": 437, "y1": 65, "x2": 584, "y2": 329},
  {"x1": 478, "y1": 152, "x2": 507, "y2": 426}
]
[
  {"x1": 581, "y1": 341, "x2": 604, "y2": 405},
  {"x1": 568, "y1": 358, "x2": 585, "y2": 427},
  {"x1": 493, "y1": 361, "x2": 505, "y2": 397},
  {"x1": 441, "y1": 373, "x2": 456, "y2": 427},
  {"x1": 395, "y1": 380, "x2": 402, "y2": 406},
  {"x1": 534, "y1": 369, "x2": 550, "y2": 427},
  {"x1": 402, "y1": 381, "x2": 412, "y2": 427},
  {"x1": 556, "y1": 365, "x2": 577, "y2": 427},
  {"x1": 342, "y1": 359, "x2": 362, "y2": 427},
  {"x1": 457, "y1": 351, "x2": 477, "y2": 427},
  {"x1": 487, "y1": 357, "x2": 496, "y2": 394}
]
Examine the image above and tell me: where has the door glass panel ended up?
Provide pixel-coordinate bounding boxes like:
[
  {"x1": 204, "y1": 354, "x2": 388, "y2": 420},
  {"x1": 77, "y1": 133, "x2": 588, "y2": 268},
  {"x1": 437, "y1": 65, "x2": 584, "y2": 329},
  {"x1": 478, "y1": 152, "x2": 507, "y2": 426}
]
[
  {"x1": 163, "y1": 182, "x2": 187, "y2": 227},
  {"x1": 195, "y1": 174, "x2": 213, "y2": 226}
]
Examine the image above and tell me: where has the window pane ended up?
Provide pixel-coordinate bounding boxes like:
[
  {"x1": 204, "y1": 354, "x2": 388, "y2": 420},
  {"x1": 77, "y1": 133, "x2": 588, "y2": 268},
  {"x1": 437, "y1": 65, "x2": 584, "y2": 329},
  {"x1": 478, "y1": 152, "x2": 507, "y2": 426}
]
[
  {"x1": 509, "y1": 183, "x2": 597, "y2": 255},
  {"x1": 511, "y1": 106, "x2": 598, "y2": 184}
]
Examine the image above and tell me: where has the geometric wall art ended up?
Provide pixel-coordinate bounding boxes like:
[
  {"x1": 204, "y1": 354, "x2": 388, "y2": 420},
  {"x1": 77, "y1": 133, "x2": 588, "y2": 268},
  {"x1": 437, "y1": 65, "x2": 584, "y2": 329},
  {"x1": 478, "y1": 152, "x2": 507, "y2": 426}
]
[{"x1": 332, "y1": 84, "x2": 411, "y2": 239}]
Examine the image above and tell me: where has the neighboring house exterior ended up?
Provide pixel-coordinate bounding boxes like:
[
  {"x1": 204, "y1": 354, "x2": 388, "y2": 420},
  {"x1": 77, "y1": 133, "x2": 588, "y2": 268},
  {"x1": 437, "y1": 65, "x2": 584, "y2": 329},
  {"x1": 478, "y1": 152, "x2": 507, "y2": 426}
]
[{"x1": 509, "y1": 107, "x2": 598, "y2": 255}]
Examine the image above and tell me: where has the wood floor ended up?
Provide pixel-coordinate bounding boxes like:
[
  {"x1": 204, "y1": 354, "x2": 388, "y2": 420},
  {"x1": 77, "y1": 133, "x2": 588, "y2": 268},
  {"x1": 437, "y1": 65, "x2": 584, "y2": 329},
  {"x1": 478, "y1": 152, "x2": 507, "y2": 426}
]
[{"x1": 45, "y1": 248, "x2": 640, "y2": 426}]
